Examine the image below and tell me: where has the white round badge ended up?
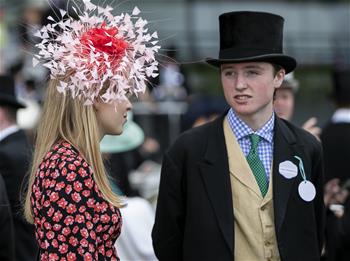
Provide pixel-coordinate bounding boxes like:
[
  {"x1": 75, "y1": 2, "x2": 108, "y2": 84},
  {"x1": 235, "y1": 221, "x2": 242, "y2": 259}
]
[
  {"x1": 298, "y1": 181, "x2": 316, "y2": 202},
  {"x1": 279, "y1": 160, "x2": 298, "y2": 179}
]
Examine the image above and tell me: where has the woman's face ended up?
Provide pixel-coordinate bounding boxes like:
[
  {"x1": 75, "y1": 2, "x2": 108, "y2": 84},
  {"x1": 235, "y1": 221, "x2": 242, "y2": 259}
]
[{"x1": 94, "y1": 97, "x2": 132, "y2": 137}]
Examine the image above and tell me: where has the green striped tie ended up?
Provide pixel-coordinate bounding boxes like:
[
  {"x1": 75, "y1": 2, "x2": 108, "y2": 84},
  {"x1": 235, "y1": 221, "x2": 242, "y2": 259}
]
[{"x1": 246, "y1": 134, "x2": 268, "y2": 197}]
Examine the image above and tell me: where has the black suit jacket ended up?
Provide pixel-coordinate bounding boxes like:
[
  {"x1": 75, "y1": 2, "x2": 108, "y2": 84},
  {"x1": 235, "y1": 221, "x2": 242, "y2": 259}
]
[
  {"x1": 0, "y1": 174, "x2": 15, "y2": 261},
  {"x1": 320, "y1": 122, "x2": 350, "y2": 261},
  {"x1": 321, "y1": 122, "x2": 350, "y2": 183},
  {"x1": 152, "y1": 114, "x2": 325, "y2": 261},
  {"x1": 0, "y1": 130, "x2": 37, "y2": 261}
]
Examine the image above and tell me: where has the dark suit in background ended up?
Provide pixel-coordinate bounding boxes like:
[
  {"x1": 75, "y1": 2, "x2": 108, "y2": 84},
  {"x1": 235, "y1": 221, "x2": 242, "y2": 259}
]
[
  {"x1": 322, "y1": 123, "x2": 350, "y2": 183},
  {"x1": 0, "y1": 130, "x2": 37, "y2": 261},
  {"x1": 321, "y1": 68, "x2": 350, "y2": 261},
  {"x1": 321, "y1": 140, "x2": 350, "y2": 261},
  {"x1": 0, "y1": 75, "x2": 37, "y2": 260},
  {"x1": 0, "y1": 174, "x2": 15, "y2": 261}
]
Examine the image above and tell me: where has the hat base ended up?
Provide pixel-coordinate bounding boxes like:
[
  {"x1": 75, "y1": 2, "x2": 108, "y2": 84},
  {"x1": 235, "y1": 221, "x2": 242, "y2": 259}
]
[{"x1": 206, "y1": 54, "x2": 297, "y2": 74}]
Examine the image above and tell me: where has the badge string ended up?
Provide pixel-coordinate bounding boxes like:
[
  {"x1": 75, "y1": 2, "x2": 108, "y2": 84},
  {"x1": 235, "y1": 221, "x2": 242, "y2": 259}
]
[{"x1": 294, "y1": 155, "x2": 306, "y2": 182}]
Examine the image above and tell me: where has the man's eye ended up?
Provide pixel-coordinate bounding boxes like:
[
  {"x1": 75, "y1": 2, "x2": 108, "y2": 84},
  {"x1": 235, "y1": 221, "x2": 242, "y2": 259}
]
[
  {"x1": 247, "y1": 70, "x2": 259, "y2": 75},
  {"x1": 224, "y1": 71, "x2": 234, "y2": 77}
]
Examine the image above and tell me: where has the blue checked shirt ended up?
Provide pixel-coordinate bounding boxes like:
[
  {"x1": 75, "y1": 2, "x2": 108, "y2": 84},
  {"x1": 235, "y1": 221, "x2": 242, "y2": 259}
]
[{"x1": 227, "y1": 108, "x2": 274, "y2": 181}]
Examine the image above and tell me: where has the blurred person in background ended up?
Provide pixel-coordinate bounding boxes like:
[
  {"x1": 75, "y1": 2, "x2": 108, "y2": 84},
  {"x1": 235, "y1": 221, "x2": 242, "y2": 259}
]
[
  {"x1": 7, "y1": 61, "x2": 42, "y2": 144},
  {"x1": 273, "y1": 72, "x2": 321, "y2": 139},
  {"x1": 0, "y1": 75, "x2": 37, "y2": 260},
  {"x1": 151, "y1": 45, "x2": 189, "y2": 101},
  {"x1": 0, "y1": 174, "x2": 15, "y2": 261},
  {"x1": 321, "y1": 68, "x2": 350, "y2": 183},
  {"x1": 153, "y1": 11, "x2": 324, "y2": 261},
  {"x1": 321, "y1": 67, "x2": 350, "y2": 261},
  {"x1": 16, "y1": 78, "x2": 42, "y2": 144}
]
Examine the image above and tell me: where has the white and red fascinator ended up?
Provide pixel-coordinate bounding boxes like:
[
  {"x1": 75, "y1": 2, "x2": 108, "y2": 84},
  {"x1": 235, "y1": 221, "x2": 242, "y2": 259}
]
[{"x1": 33, "y1": 0, "x2": 160, "y2": 105}]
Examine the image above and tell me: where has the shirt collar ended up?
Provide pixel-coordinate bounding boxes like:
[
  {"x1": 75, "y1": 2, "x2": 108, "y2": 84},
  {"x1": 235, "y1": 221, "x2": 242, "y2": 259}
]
[
  {"x1": 331, "y1": 108, "x2": 350, "y2": 123},
  {"x1": 0, "y1": 125, "x2": 20, "y2": 142},
  {"x1": 227, "y1": 108, "x2": 274, "y2": 142}
]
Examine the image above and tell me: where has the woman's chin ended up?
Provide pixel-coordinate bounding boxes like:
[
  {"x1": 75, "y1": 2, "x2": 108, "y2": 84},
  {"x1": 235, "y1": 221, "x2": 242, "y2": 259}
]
[{"x1": 105, "y1": 128, "x2": 123, "y2": 136}]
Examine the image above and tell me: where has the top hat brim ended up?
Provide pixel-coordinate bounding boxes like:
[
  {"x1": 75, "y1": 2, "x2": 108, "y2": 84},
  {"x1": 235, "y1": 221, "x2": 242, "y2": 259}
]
[
  {"x1": 0, "y1": 96, "x2": 26, "y2": 109},
  {"x1": 205, "y1": 54, "x2": 297, "y2": 74}
]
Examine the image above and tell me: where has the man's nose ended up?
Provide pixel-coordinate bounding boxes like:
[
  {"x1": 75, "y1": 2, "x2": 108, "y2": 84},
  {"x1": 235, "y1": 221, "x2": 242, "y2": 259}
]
[{"x1": 235, "y1": 74, "x2": 247, "y2": 90}]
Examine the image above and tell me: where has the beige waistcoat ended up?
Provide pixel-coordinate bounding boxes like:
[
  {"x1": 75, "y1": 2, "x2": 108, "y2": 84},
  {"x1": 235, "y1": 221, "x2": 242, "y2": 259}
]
[{"x1": 223, "y1": 118, "x2": 280, "y2": 261}]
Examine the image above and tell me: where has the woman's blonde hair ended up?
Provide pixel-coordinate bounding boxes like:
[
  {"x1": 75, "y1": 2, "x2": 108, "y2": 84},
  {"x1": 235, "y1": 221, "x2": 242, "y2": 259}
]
[{"x1": 24, "y1": 75, "x2": 123, "y2": 223}]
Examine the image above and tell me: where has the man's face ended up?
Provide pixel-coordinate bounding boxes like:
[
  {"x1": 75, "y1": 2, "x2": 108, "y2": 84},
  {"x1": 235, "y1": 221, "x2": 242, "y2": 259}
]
[
  {"x1": 273, "y1": 88, "x2": 295, "y2": 121},
  {"x1": 221, "y1": 62, "x2": 284, "y2": 123}
]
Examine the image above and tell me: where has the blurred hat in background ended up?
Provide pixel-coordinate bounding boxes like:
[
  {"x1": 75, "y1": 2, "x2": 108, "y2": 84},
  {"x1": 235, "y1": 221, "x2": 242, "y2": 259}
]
[
  {"x1": 0, "y1": 75, "x2": 25, "y2": 108},
  {"x1": 100, "y1": 112, "x2": 144, "y2": 153},
  {"x1": 279, "y1": 72, "x2": 299, "y2": 93}
]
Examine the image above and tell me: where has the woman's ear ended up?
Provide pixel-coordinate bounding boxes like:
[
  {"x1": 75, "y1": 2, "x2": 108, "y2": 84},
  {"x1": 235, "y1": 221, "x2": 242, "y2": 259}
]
[{"x1": 93, "y1": 98, "x2": 103, "y2": 111}]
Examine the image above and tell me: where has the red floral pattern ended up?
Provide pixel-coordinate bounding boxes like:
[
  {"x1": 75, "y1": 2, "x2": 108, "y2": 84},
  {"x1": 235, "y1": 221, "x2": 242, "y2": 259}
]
[{"x1": 31, "y1": 141, "x2": 122, "y2": 260}]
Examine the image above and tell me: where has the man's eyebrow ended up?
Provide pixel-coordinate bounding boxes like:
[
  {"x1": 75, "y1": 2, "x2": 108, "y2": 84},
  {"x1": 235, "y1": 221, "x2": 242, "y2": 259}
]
[
  {"x1": 221, "y1": 64, "x2": 265, "y2": 70},
  {"x1": 221, "y1": 65, "x2": 234, "y2": 70},
  {"x1": 243, "y1": 65, "x2": 265, "y2": 70}
]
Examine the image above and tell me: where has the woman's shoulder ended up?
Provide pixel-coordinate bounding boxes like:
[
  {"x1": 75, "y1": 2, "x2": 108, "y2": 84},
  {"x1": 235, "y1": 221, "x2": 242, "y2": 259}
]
[
  {"x1": 42, "y1": 140, "x2": 83, "y2": 162},
  {"x1": 39, "y1": 140, "x2": 91, "y2": 176}
]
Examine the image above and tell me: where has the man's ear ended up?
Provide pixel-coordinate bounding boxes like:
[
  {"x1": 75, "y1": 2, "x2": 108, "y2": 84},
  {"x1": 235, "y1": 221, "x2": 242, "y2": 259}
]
[{"x1": 274, "y1": 69, "x2": 286, "y2": 89}]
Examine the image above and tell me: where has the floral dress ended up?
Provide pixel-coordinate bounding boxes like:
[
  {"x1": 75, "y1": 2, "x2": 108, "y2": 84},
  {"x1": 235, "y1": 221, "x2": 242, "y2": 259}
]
[{"x1": 31, "y1": 141, "x2": 122, "y2": 260}]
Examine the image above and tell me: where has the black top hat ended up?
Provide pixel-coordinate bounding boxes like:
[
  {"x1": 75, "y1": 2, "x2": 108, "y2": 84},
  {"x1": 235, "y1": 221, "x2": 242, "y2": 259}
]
[
  {"x1": 331, "y1": 68, "x2": 350, "y2": 104},
  {"x1": 206, "y1": 11, "x2": 297, "y2": 73},
  {"x1": 0, "y1": 75, "x2": 25, "y2": 109}
]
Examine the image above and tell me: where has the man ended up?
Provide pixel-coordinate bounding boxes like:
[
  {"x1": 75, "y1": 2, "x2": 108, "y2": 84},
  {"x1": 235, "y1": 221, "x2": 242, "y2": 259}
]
[
  {"x1": 273, "y1": 72, "x2": 321, "y2": 139},
  {"x1": 0, "y1": 75, "x2": 37, "y2": 260},
  {"x1": 152, "y1": 11, "x2": 325, "y2": 261},
  {"x1": 321, "y1": 68, "x2": 350, "y2": 261},
  {"x1": 273, "y1": 72, "x2": 299, "y2": 121},
  {"x1": 321, "y1": 68, "x2": 350, "y2": 183}
]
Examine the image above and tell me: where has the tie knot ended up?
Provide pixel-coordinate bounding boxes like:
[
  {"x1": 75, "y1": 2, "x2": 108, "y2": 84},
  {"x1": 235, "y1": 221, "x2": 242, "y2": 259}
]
[{"x1": 249, "y1": 134, "x2": 261, "y2": 150}]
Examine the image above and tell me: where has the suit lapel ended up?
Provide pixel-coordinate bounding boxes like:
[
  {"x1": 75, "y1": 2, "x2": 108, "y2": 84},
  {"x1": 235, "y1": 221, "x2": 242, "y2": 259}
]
[
  {"x1": 199, "y1": 115, "x2": 234, "y2": 253},
  {"x1": 273, "y1": 118, "x2": 302, "y2": 234}
]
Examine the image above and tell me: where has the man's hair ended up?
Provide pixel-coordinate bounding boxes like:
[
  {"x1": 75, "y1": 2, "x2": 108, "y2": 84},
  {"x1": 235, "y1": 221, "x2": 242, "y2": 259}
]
[{"x1": 272, "y1": 63, "x2": 284, "y2": 76}]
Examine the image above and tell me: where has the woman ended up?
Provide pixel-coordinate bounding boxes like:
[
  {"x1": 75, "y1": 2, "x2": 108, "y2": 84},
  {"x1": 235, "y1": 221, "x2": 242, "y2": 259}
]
[{"x1": 23, "y1": 1, "x2": 159, "y2": 259}]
